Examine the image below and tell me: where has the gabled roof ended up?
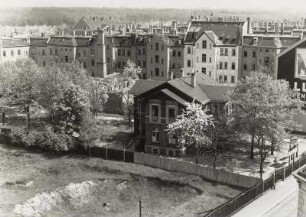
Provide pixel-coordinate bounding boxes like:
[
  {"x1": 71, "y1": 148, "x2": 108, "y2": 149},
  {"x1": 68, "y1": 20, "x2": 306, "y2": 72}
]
[
  {"x1": 47, "y1": 36, "x2": 77, "y2": 47},
  {"x1": 132, "y1": 73, "x2": 233, "y2": 105},
  {"x1": 75, "y1": 17, "x2": 109, "y2": 30},
  {"x1": 130, "y1": 79, "x2": 164, "y2": 96},
  {"x1": 243, "y1": 35, "x2": 301, "y2": 48},
  {"x1": 277, "y1": 37, "x2": 306, "y2": 58},
  {"x1": 185, "y1": 21, "x2": 244, "y2": 45}
]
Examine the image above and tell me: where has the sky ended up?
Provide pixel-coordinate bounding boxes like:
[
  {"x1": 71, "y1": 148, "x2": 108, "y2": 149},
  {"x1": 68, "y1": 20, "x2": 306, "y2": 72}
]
[{"x1": 0, "y1": 0, "x2": 305, "y2": 12}]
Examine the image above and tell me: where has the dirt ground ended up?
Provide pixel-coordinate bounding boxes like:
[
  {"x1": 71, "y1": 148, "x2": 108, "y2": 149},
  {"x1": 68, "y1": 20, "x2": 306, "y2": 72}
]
[{"x1": 0, "y1": 143, "x2": 241, "y2": 217}]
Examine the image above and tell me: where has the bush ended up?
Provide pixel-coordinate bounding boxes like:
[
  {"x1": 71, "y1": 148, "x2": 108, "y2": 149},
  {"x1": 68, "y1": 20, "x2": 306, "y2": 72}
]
[{"x1": 10, "y1": 127, "x2": 74, "y2": 152}]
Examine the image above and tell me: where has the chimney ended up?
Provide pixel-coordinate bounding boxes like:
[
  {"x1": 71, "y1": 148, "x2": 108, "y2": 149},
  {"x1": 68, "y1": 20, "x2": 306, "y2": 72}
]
[
  {"x1": 247, "y1": 17, "x2": 251, "y2": 34},
  {"x1": 280, "y1": 23, "x2": 284, "y2": 35},
  {"x1": 265, "y1": 21, "x2": 269, "y2": 35},
  {"x1": 72, "y1": 30, "x2": 75, "y2": 36},
  {"x1": 169, "y1": 71, "x2": 174, "y2": 80},
  {"x1": 191, "y1": 72, "x2": 196, "y2": 88}
]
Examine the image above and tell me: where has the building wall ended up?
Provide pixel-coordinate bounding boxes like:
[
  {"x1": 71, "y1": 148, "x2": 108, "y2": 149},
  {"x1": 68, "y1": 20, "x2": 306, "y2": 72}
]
[{"x1": 1, "y1": 46, "x2": 29, "y2": 63}]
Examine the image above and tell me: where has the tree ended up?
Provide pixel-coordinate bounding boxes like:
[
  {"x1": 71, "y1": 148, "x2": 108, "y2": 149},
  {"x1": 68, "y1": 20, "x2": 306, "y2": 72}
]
[
  {"x1": 228, "y1": 72, "x2": 304, "y2": 178},
  {"x1": 108, "y1": 60, "x2": 142, "y2": 123},
  {"x1": 88, "y1": 78, "x2": 108, "y2": 117},
  {"x1": 166, "y1": 102, "x2": 214, "y2": 164}
]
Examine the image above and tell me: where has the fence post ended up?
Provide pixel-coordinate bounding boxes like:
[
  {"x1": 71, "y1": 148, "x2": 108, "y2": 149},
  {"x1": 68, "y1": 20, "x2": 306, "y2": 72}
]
[
  {"x1": 123, "y1": 148, "x2": 125, "y2": 162},
  {"x1": 283, "y1": 166, "x2": 285, "y2": 181},
  {"x1": 262, "y1": 180, "x2": 265, "y2": 194},
  {"x1": 292, "y1": 162, "x2": 294, "y2": 173},
  {"x1": 272, "y1": 172, "x2": 276, "y2": 189},
  {"x1": 105, "y1": 147, "x2": 108, "y2": 160},
  {"x1": 299, "y1": 158, "x2": 301, "y2": 169}
]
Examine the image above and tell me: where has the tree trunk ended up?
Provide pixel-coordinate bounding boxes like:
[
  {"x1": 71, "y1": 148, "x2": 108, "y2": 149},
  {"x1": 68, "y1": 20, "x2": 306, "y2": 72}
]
[
  {"x1": 250, "y1": 134, "x2": 255, "y2": 159},
  {"x1": 260, "y1": 159, "x2": 264, "y2": 179},
  {"x1": 213, "y1": 148, "x2": 217, "y2": 170},
  {"x1": 195, "y1": 141, "x2": 199, "y2": 164},
  {"x1": 271, "y1": 145, "x2": 274, "y2": 155}
]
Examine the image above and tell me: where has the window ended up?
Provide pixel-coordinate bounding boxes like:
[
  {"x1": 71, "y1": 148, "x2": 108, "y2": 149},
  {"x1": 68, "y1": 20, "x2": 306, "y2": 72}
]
[
  {"x1": 3, "y1": 51, "x2": 6, "y2": 57},
  {"x1": 150, "y1": 57, "x2": 153, "y2": 64},
  {"x1": 252, "y1": 51, "x2": 256, "y2": 58},
  {"x1": 173, "y1": 50, "x2": 176, "y2": 56},
  {"x1": 138, "y1": 60, "x2": 141, "y2": 66},
  {"x1": 209, "y1": 71, "x2": 211, "y2": 76},
  {"x1": 265, "y1": 49, "x2": 269, "y2": 52},
  {"x1": 209, "y1": 57, "x2": 212, "y2": 63},
  {"x1": 224, "y1": 62, "x2": 228, "y2": 69},
  {"x1": 243, "y1": 64, "x2": 247, "y2": 70},
  {"x1": 244, "y1": 51, "x2": 248, "y2": 57},
  {"x1": 143, "y1": 48, "x2": 146, "y2": 55},
  {"x1": 168, "y1": 134, "x2": 176, "y2": 145},
  {"x1": 152, "y1": 128, "x2": 160, "y2": 143},
  {"x1": 220, "y1": 48, "x2": 224, "y2": 56},
  {"x1": 106, "y1": 45, "x2": 109, "y2": 50},
  {"x1": 224, "y1": 48, "x2": 228, "y2": 56},
  {"x1": 219, "y1": 62, "x2": 223, "y2": 69},
  {"x1": 42, "y1": 49, "x2": 45, "y2": 56},
  {"x1": 107, "y1": 57, "x2": 110, "y2": 63},
  {"x1": 50, "y1": 49, "x2": 52, "y2": 55},
  {"x1": 122, "y1": 49, "x2": 125, "y2": 56},
  {"x1": 127, "y1": 50, "x2": 131, "y2": 57},
  {"x1": 178, "y1": 51, "x2": 181, "y2": 57},
  {"x1": 161, "y1": 58, "x2": 164, "y2": 64},
  {"x1": 161, "y1": 45, "x2": 164, "y2": 51},
  {"x1": 18, "y1": 50, "x2": 21, "y2": 55},
  {"x1": 219, "y1": 75, "x2": 223, "y2": 83},
  {"x1": 55, "y1": 49, "x2": 58, "y2": 56},
  {"x1": 231, "y1": 76, "x2": 235, "y2": 84},
  {"x1": 122, "y1": 61, "x2": 126, "y2": 67},
  {"x1": 172, "y1": 63, "x2": 176, "y2": 69},
  {"x1": 264, "y1": 57, "x2": 270, "y2": 66},
  {"x1": 118, "y1": 61, "x2": 121, "y2": 68},
  {"x1": 155, "y1": 43, "x2": 159, "y2": 50},
  {"x1": 196, "y1": 56, "x2": 199, "y2": 63},
  {"x1": 232, "y1": 48, "x2": 236, "y2": 56},
  {"x1": 155, "y1": 55, "x2": 159, "y2": 63},
  {"x1": 65, "y1": 56, "x2": 68, "y2": 63},
  {"x1": 232, "y1": 62, "x2": 236, "y2": 70},
  {"x1": 155, "y1": 68, "x2": 160, "y2": 76},
  {"x1": 138, "y1": 49, "x2": 141, "y2": 55},
  {"x1": 143, "y1": 61, "x2": 146, "y2": 67},
  {"x1": 167, "y1": 107, "x2": 177, "y2": 123},
  {"x1": 10, "y1": 50, "x2": 14, "y2": 56},
  {"x1": 224, "y1": 75, "x2": 228, "y2": 83},
  {"x1": 83, "y1": 62, "x2": 87, "y2": 69},
  {"x1": 91, "y1": 48, "x2": 94, "y2": 55},
  {"x1": 43, "y1": 61, "x2": 46, "y2": 67},
  {"x1": 252, "y1": 64, "x2": 256, "y2": 71},
  {"x1": 202, "y1": 40, "x2": 207, "y2": 49},
  {"x1": 202, "y1": 54, "x2": 206, "y2": 63},
  {"x1": 196, "y1": 43, "x2": 199, "y2": 49},
  {"x1": 118, "y1": 49, "x2": 121, "y2": 56},
  {"x1": 150, "y1": 44, "x2": 153, "y2": 50},
  {"x1": 187, "y1": 47, "x2": 191, "y2": 54},
  {"x1": 202, "y1": 67, "x2": 206, "y2": 74},
  {"x1": 151, "y1": 105, "x2": 160, "y2": 122},
  {"x1": 92, "y1": 59, "x2": 95, "y2": 66},
  {"x1": 187, "y1": 60, "x2": 191, "y2": 67}
]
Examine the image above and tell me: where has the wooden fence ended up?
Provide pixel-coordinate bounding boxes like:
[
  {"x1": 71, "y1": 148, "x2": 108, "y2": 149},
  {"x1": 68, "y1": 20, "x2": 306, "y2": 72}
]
[
  {"x1": 202, "y1": 154, "x2": 306, "y2": 217},
  {"x1": 134, "y1": 152, "x2": 261, "y2": 189}
]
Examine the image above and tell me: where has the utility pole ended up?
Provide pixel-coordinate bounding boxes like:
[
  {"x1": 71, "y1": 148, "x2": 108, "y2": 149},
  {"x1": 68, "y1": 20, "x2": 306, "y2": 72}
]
[{"x1": 139, "y1": 196, "x2": 142, "y2": 217}]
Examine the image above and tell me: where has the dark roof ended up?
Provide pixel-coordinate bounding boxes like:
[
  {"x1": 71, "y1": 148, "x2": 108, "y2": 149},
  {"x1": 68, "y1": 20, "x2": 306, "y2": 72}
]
[
  {"x1": 30, "y1": 37, "x2": 48, "y2": 47},
  {"x1": 130, "y1": 79, "x2": 164, "y2": 95},
  {"x1": 199, "y1": 85, "x2": 233, "y2": 101},
  {"x1": 185, "y1": 21, "x2": 244, "y2": 45},
  {"x1": 75, "y1": 17, "x2": 109, "y2": 30},
  {"x1": 111, "y1": 36, "x2": 134, "y2": 47},
  {"x1": 47, "y1": 36, "x2": 77, "y2": 47},
  {"x1": 243, "y1": 35, "x2": 301, "y2": 48},
  {"x1": 1, "y1": 38, "x2": 30, "y2": 48}
]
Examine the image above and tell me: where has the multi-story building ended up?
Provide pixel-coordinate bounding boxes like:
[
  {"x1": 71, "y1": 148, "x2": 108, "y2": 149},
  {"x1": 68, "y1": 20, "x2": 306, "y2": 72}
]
[
  {"x1": 0, "y1": 38, "x2": 30, "y2": 63},
  {"x1": 146, "y1": 34, "x2": 184, "y2": 81},
  {"x1": 130, "y1": 73, "x2": 233, "y2": 156},
  {"x1": 293, "y1": 165, "x2": 306, "y2": 217},
  {"x1": 184, "y1": 20, "x2": 246, "y2": 86},
  {"x1": 242, "y1": 35, "x2": 301, "y2": 78}
]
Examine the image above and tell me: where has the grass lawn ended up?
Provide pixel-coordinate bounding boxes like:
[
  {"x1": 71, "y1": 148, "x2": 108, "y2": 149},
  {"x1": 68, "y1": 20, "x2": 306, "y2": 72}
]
[{"x1": 0, "y1": 143, "x2": 242, "y2": 217}]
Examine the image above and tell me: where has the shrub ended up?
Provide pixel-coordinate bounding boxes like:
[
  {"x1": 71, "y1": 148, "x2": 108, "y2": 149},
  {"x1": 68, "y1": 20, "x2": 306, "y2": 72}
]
[{"x1": 10, "y1": 127, "x2": 74, "y2": 152}]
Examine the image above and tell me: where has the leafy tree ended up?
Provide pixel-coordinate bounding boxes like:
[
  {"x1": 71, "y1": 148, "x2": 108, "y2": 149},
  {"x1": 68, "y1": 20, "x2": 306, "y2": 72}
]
[
  {"x1": 166, "y1": 102, "x2": 214, "y2": 164},
  {"x1": 108, "y1": 60, "x2": 142, "y2": 123},
  {"x1": 53, "y1": 83, "x2": 90, "y2": 135},
  {"x1": 88, "y1": 78, "x2": 109, "y2": 117},
  {"x1": 228, "y1": 72, "x2": 304, "y2": 178}
]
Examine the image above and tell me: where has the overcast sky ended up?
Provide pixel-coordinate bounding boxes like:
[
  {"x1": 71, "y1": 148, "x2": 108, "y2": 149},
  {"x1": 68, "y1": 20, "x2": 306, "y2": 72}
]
[{"x1": 0, "y1": 0, "x2": 305, "y2": 12}]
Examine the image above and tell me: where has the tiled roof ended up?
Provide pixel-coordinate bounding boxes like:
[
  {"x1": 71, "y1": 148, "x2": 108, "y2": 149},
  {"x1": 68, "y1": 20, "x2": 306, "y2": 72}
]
[
  {"x1": 75, "y1": 37, "x2": 92, "y2": 47},
  {"x1": 243, "y1": 35, "x2": 301, "y2": 48},
  {"x1": 199, "y1": 85, "x2": 233, "y2": 101},
  {"x1": 130, "y1": 79, "x2": 164, "y2": 95},
  {"x1": 75, "y1": 17, "x2": 109, "y2": 30},
  {"x1": 111, "y1": 36, "x2": 134, "y2": 47},
  {"x1": 185, "y1": 21, "x2": 244, "y2": 45},
  {"x1": 47, "y1": 36, "x2": 77, "y2": 47},
  {"x1": 30, "y1": 37, "x2": 48, "y2": 47},
  {"x1": 1, "y1": 38, "x2": 30, "y2": 48}
]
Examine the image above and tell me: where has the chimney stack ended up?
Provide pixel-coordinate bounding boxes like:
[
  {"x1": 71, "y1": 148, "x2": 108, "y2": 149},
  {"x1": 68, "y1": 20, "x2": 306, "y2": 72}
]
[
  {"x1": 191, "y1": 72, "x2": 196, "y2": 88},
  {"x1": 169, "y1": 71, "x2": 174, "y2": 80},
  {"x1": 247, "y1": 17, "x2": 251, "y2": 35},
  {"x1": 280, "y1": 23, "x2": 284, "y2": 35}
]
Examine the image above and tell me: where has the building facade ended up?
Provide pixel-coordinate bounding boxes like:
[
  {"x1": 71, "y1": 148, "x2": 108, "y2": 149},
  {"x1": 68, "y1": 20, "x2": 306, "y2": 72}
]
[{"x1": 0, "y1": 38, "x2": 30, "y2": 63}]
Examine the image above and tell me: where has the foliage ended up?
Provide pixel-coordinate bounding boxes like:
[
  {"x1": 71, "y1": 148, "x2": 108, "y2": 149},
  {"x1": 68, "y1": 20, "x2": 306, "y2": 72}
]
[
  {"x1": 228, "y1": 71, "x2": 304, "y2": 178},
  {"x1": 10, "y1": 127, "x2": 73, "y2": 152},
  {"x1": 166, "y1": 102, "x2": 214, "y2": 163},
  {"x1": 88, "y1": 78, "x2": 108, "y2": 117},
  {"x1": 78, "y1": 114, "x2": 101, "y2": 148},
  {"x1": 53, "y1": 83, "x2": 90, "y2": 135}
]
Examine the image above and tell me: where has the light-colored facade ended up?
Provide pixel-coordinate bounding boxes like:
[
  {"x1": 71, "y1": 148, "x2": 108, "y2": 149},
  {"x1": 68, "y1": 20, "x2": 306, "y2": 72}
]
[
  {"x1": 0, "y1": 38, "x2": 30, "y2": 63},
  {"x1": 293, "y1": 165, "x2": 306, "y2": 217}
]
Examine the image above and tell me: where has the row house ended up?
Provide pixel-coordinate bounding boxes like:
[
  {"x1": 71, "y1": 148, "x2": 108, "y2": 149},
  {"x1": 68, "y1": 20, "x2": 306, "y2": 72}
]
[
  {"x1": 184, "y1": 20, "x2": 245, "y2": 86},
  {"x1": 130, "y1": 73, "x2": 233, "y2": 157},
  {"x1": 0, "y1": 38, "x2": 30, "y2": 63},
  {"x1": 242, "y1": 35, "x2": 301, "y2": 78},
  {"x1": 146, "y1": 34, "x2": 185, "y2": 81}
]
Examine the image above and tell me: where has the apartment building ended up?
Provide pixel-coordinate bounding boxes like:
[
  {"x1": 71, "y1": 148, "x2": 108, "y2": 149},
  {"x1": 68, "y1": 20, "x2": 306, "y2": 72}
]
[
  {"x1": 0, "y1": 38, "x2": 30, "y2": 63},
  {"x1": 242, "y1": 35, "x2": 301, "y2": 78},
  {"x1": 146, "y1": 34, "x2": 184, "y2": 81},
  {"x1": 184, "y1": 20, "x2": 245, "y2": 86}
]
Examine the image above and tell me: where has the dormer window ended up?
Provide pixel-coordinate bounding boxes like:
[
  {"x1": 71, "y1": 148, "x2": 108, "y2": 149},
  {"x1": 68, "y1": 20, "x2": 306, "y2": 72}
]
[{"x1": 253, "y1": 38, "x2": 258, "y2": 45}]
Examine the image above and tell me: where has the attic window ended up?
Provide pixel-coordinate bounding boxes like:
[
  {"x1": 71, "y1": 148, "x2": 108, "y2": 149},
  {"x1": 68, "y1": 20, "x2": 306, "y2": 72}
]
[{"x1": 219, "y1": 37, "x2": 223, "y2": 41}]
